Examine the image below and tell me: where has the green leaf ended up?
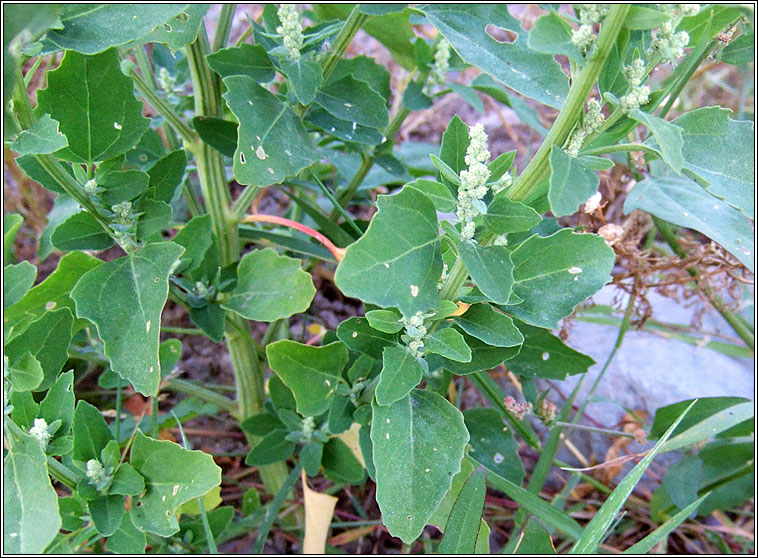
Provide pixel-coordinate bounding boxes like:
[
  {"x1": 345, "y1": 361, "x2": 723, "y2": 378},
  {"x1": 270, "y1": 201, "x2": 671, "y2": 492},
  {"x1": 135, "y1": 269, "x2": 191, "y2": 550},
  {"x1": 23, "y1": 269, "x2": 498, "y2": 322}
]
[
  {"x1": 660, "y1": 402, "x2": 754, "y2": 454},
  {"x1": 568, "y1": 401, "x2": 696, "y2": 554},
  {"x1": 135, "y1": 198, "x2": 173, "y2": 240},
  {"x1": 454, "y1": 303, "x2": 523, "y2": 348},
  {"x1": 105, "y1": 511, "x2": 146, "y2": 554},
  {"x1": 137, "y1": 5, "x2": 209, "y2": 51},
  {"x1": 371, "y1": 389, "x2": 469, "y2": 543},
  {"x1": 89, "y1": 494, "x2": 125, "y2": 536},
  {"x1": 505, "y1": 320, "x2": 595, "y2": 380},
  {"x1": 335, "y1": 186, "x2": 442, "y2": 316},
  {"x1": 5, "y1": 309, "x2": 73, "y2": 391},
  {"x1": 475, "y1": 520, "x2": 491, "y2": 554},
  {"x1": 527, "y1": 12, "x2": 583, "y2": 63},
  {"x1": 98, "y1": 170, "x2": 150, "y2": 206},
  {"x1": 406, "y1": 179, "x2": 457, "y2": 212},
  {"x1": 245, "y1": 430, "x2": 296, "y2": 467},
  {"x1": 146, "y1": 149, "x2": 187, "y2": 204},
  {"x1": 111, "y1": 464, "x2": 145, "y2": 496},
  {"x1": 437, "y1": 469, "x2": 486, "y2": 554},
  {"x1": 623, "y1": 494, "x2": 708, "y2": 554},
  {"x1": 623, "y1": 6, "x2": 670, "y2": 29},
  {"x1": 438, "y1": 115, "x2": 469, "y2": 194},
  {"x1": 242, "y1": 488, "x2": 262, "y2": 515},
  {"x1": 322, "y1": 437, "x2": 365, "y2": 484},
  {"x1": 375, "y1": 345, "x2": 425, "y2": 406},
  {"x1": 4, "y1": 213, "x2": 24, "y2": 262},
  {"x1": 337, "y1": 317, "x2": 397, "y2": 359},
  {"x1": 10, "y1": 392, "x2": 39, "y2": 431},
  {"x1": 222, "y1": 248, "x2": 315, "y2": 322},
  {"x1": 425, "y1": 328, "x2": 472, "y2": 362},
  {"x1": 503, "y1": 229, "x2": 615, "y2": 328},
  {"x1": 192, "y1": 116, "x2": 237, "y2": 157},
  {"x1": 72, "y1": 400, "x2": 115, "y2": 463},
  {"x1": 419, "y1": 5, "x2": 568, "y2": 108},
  {"x1": 129, "y1": 431, "x2": 221, "y2": 537},
  {"x1": 38, "y1": 370, "x2": 75, "y2": 435},
  {"x1": 3, "y1": 430, "x2": 62, "y2": 553},
  {"x1": 679, "y1": 5, "x2": 746, "y2": 45},
  {"x1": 464, "y1": 408, "x2": 524, "y2": 483},
  {"x1": 15, "y1": 154, "x2": 70, "y2": 194},
  {"x1": 266, "y1": 340, "x2": 348, "y2": 417},
  {"x1": 71, "y1": 242, "x2": 185, "y2": 396},
  {"x1": 315, "y1": 75, "x2": 389, "y2": 129},
  {"x1": 449, "y1": 83, "x2": 485, "y2": 113},
  {"x1": 428, "y1": 457, "x2": 474, "y2": 531},
  {"x1": 721, "y1": 32, "x2": 754, "y2": 65},
  {"x1": 671, "y1": 107, "x2": 755, "y2": 219},
  {"x1": 11, "y1": 113, "x2": 68, "y2": 155},
  {"x1": 172, "y1": 214, "x2": 214, "y2": 275},
  {"x1": 207, "y1": 43, "x2": 275, "y2": 82},
  {"x1": 4, "y1": 261, "x2": 37, "y2": 309},
  {"x1": 306, "y1": 108, "x2": 384, "y2": 145},
  {"x1": 365, "y1": 309, "x2": 404, "y2": 333},
  {"x1": 51, "y1": 212, "x2": 114, "y2": 252},
  {"x1": 223, "y1": 76, "x2": 319, "y2": 187},
  {"x1": 624, "y1": 175, "x2": 754, "y2": 273},
  {"x1": 4, "y1": 251, "x2": 102, "y2": 334},
  {"x1": 36, "y1": 49, "x2": 150, "y2": 165},
  {"x1": 514, "y1": 518, "x2": 556, "y2": 554},
  {"x1": 328, "y1": 55, "x2": 392, "y2": 102},
  {"x1": 43, "y1": 5, "x2": 188, "y2": 54},
  {"x1": 484, "y1": 196, "x2": 542, "y2": 235},
  {"x1": 427, "y1": 330, "x2": 519, "y2": 375},
  {"x1": 548, "y1": 146, "x2": 606, "y2": 217},
  {"x1": 281, "y1": 58, "x2": 323, "y2": 105},
  {"x1": 6, "y1": 352, "x2": 44, "y2": 392},
  {"x1": 300, "y1": 441, "x2": 324, "y2": 477},
  {"x1": 457, "y1": 240, "x2": 515, "y2": 305},
  {"x1": 630, "y1": 109, "x2": 684, "y2": 174},
  {"x1": 650, "y1": 397, "x2": 749, "y2": 440}
]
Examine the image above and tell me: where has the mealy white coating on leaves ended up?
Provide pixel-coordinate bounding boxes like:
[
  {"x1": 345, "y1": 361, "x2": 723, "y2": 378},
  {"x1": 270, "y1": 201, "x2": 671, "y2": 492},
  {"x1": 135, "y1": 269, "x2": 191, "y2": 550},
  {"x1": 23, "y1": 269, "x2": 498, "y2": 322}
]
[
  {"x1": 456, "y1": 124, "x2": 491, "y2": 240},
  {"x1": 28, "y1": 418, "x2": 52, "y2": 446},
  {"x1": 423, "y1": 38, "x2": 451, "y2": 95},
  {"x1": 277, "y1": 4, "x2": 304, "y2": 61}
]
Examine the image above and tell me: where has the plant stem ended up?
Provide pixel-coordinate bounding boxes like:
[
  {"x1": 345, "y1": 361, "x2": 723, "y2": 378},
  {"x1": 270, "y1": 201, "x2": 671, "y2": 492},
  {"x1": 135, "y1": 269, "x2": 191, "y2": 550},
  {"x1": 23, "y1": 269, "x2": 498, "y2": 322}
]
[
  {"x1": 212, "y1": 4, "x2": 236, "y2": 53},
  {"x1": 241, "y1": 214, "x2": 346, "y2": 261},
  {"x1": 162, "y1": 377, "x2": 238, "y2": 415},
  {"x1": 133, "y1": 46, "x2": 180, "y2": 151},
  {"x1": 231, "y1": 185, "x2": 260, "y2": 219},
  {"x1": 48, "y1": 456, "x2": 80, "y2": 490},
  {"x1": 654, "y1": 217, "x2": 754, "y2": 349},
  {"x1": 185, "y1": 28, "x2": 288, "y2": 494},
  {"x1": 506, "y1": 4, "x2": 630, "y2": 204},
  {"x1": 320, "y1": 6, "x2": 368, "y2": 84},
  {"x1": 581, "y1": 142, "x2": 661, "y2": 158}
]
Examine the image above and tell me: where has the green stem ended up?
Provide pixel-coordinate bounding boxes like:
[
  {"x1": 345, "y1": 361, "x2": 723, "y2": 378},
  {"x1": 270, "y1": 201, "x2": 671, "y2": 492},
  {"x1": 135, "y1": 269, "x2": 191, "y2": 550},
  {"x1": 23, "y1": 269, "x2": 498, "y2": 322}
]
[
  {"x1": 232, "y1": 185, "x2": 260, "y2": 219},
  {"x1": 654, "y1": 218, "x2": 754, "y2": 349},
  {"x1": 185, "y1": 28, "x2": 288, "y2": 494},
  {"x1": 162, "y1": 377, "x2": 238, "y2": 415},
  {"x1": 581, "y1": 142, "x2": 661, "y2": 158},
  {"x1": 133, "y1": 46, "x2": 180, "y2": 151},
  {"x1": 320, "y1": 6, "x2": 368, "y2": 84},
  {"x1": 506, "y1": 4, "x2": 630, "y2": 203},
  {"x1": 310, "y1": 173, "x2": 362, "y2": 235},
  {"x1": 129, "y1": 66, "x2": 198, "y2": 147},
  {"x1": 48, "y1": 456, "x2": 80, "y2": 490},
  {"x1": 212, "y1": 4, "x2": 236, "y2": 52}
]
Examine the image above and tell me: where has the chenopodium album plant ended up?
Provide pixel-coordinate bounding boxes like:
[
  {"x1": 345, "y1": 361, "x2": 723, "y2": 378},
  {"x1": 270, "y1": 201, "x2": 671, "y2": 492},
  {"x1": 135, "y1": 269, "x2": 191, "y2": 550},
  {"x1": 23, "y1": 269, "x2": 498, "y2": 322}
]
[{"x1": 3, "y1": 3, "x2": 754, "y2": 554}]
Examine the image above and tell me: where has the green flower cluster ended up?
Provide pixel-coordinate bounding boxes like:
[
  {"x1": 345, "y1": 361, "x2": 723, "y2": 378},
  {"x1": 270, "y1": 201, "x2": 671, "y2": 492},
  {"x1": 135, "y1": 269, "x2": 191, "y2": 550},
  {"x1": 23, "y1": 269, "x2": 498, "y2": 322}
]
[
  {"x1": 457, "y1": 124, "x2": 491, "y2": 241},
  {"x1": 571, "y1": 4, "x2": 610, "y2": 53},
  {"x1": 423, "y1": 38, "x2": 451, "y2": 95},
  {"x1": 277, "y1": 4, "x2": 304, "y2": 61},
  {"x1": 566, "y1": 98, "x2": 605, "y2": 157}
]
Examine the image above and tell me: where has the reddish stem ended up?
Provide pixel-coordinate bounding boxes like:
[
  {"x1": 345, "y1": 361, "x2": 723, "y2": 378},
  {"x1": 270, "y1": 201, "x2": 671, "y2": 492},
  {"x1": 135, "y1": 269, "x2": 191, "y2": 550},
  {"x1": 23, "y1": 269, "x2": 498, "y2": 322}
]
[{"x1": 241, "y1": 214, "x2": 346, "y2": 262}]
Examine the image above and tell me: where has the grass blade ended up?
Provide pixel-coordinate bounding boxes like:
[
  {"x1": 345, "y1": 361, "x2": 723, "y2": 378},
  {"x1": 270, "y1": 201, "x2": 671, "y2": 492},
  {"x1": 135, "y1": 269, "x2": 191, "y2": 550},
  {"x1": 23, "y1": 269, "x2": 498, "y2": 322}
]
[
  {"x1": 568, "y1": 400, "x2": 697, "y2": 554},
  {"x1": 623, "y1": 493, "x2": 709, "y2": 554},
  {"x1": 437, "y1": 469, "x2": 486, "y2": 554},
  {"x1": 253, "y1": 462, "x2": 302, "y2": 554}
]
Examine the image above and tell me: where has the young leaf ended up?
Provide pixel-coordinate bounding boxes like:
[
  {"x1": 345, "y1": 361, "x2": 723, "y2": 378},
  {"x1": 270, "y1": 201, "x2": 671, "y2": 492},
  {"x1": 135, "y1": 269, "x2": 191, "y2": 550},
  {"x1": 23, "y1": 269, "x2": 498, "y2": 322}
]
[
  {"x1": 36, "y1": 49, "x2": 150, "y2": 165},
  {"x1": 38, "y1": 370, "x2": 75, "y2": 435},
  {"x1": 192, "y1": 116, "x2": 238, "y2": 158},
  {"x1": 4, "y1": 430, "x2": 62, "y2": 553},
  {"x1": 437, "y1": 469, "x2": 487, "y2": 554},
  {"x1": 375, "y1": 345, "x2": 426, "y2": 406},
  {"x1": 365, "y1": 309, "x2": 404, "y2": 334},
  {"x1": 503, "y1": 229, "x2": 615, "y2": 328},
  {"x1": 280, "y1": 58, "x2": 323, "y2": 105},
  {"x1": 371, "y1": 389, "x2": 469, "y2": 543},
  {"x1": 11, "y1": 113, "x2": 68, "y2": 155},
  {"x1": 322, "y1": 437, "x2": 365, "y2": 484},
  {"x1": 89, "y1": 494, "x2": 125, "y2": 537},
  {"x1": 222, "y1": 77, "x2": 319, "y2": 187},
  {"x1": 505, "y1": 320, "x2": 595, "y2": 380},
  {"x1": 314, "y1": 75, "x2": 389, "y2": 129},
  {"x1": 426, "y1": 330, "x2": 520, "y2": 375},
  {"x1": 6, "y1": 353, "x2": 43, "y2": 392},
  {"x1": 245, "y1": 430, "x2": 296, "y2": 467},
  {"x1": 146, "y1": 149, "x2": 187, "y2": 204},
  {"x1": 405, "y1": 179, "x2": 458, "y2": 212},
  {"x1": 454, "y1": 303, "x2": 524, "y2": 348},
  {"x1": 419, "y1": 5, "x2": 568, "y2": 108},
  {"x1": 484, "y1": 196, "x2": 542, "y2": 235},
  {"x1": 335, "y1": 186, "x2": 443, "y2": 317},
  {"x1": 266, "y1": 340, "x2": 348, "y2": 417},
  {"x1": 222, "y1": 248, "x2": 315, "y2": 322},
  {"x1": 71, "y1": 242, "x2": 185, "y2": 396},
  {"x1": 43, "y1": 5, "x2": 188, "y2": 54},
  {"x1": 464, "y1": 408, "x2": 524, "y2": 484},
  {"x1": 4, "y1": 261, "x2": 37, "y2": 309},
  {"x1": 548, "y1": 146, "x2": 608, "y2": 218},
  {"x1": 425, "y1": 328, "x2": 472, "y2": 362},
  {"x1": 207, "y1": 43, "x2": 276, "y2": 82},
  {"x1": 624, "y1": 175, "x2": 754, "y2": 273},
  {"x1": 72, "y1": 400, "x2": 115, "y2": 463},
  {"x1": 130, "y1": 431, "x2": 222, "y2": 537},
  {"x1": 456, "y1": 240, "x2": 515, "y2": 305},
  {"x1": 105, "y1": 512, "x2": 146, "y2": 554},
  {"x1": 51, "y1": 212, "x2": 114, "y2": 252},
  {"x1": 527, "y1": 12, "x2": 583, "y2": 63},
  {"x1": 630, "y1": 109, "x2": 684, "y2": 174},
  {"x1": 568, "y1": 401, "x2": 697, "y2": 554},
  {"x1": 98, "y1": 170, "x2": 150, "y2": 206},
  {"x1": 337, "y1": 317, "x2": 398, "y2": 359}
]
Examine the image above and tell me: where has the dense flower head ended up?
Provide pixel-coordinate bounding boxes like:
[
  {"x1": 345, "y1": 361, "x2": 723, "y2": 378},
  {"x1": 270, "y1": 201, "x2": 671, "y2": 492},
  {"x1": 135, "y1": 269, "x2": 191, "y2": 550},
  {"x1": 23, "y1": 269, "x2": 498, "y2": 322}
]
[
  {"x1": 29, "y1": 417, "x2": 52, "y2": 446},
  {"x1": 457, "y1": 124, "x2": 491, "y2": 240},
  {"x1": 620, "y1": 58, "x2": 650, "y2": 111},
  {"x1": 401, "y1": 311, "x2": 429, "y2": 357},
  {"x1": 277, "y1": 4, "x2": 304, "y2": 61},
  {"x1": 423, "y1": 38, "x2": 451, "y2": 95}
]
